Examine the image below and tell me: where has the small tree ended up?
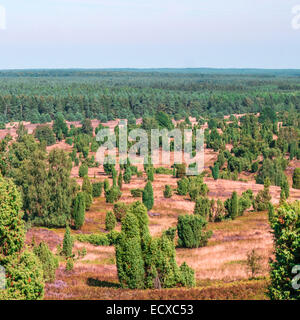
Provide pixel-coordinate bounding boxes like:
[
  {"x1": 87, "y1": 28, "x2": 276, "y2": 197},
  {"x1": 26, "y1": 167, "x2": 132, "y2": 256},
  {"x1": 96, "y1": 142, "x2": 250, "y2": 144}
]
[
  {"x1": 163, "y1": 185, "x2": 173, "y2": 198},
  {"x1": 176, "y1": 164, "x2": 186, "y2": 178},
  {"x1": 115, "y1": 212, "x2": 145, "y2": 289},
  {"x1": 147, "y1": 167, "x2": 154, "y2": 182},
  {"x1": 194, "y1": 196, "x2": 211, "y2": 220},
  {"x1": 211, "y1": 162, "x2": 219, "y2": 180},
  {"x1": 123, "y1": 167, "x2": 132, "y2": 184},
  {"x1": 73, "y1": 192, "x2": 86, "y2": 230},
  {"x1": 292, "y1": 168, "x2": 300, "y2": 189},
  {"x1": 268, "y1": 201, "x2": 300, "y2": 300},
  {"x1": 113, "y1": 202, "x2": 128, "y2": 222},
  {"x1": 118, "y1": 172, "x2": 123, "y2": 189},
  {"x1": 82, "y1": 176, "x2": 93, "y2": 210},
  {"x1": 105, "y1": 186, "x2": 122, "y2": 203},
  {"x1": 177, "y1": 177, "x2": 189, "y2": 196},
  {"x1": 79, "y1": 164, "x2": 88, "y2": 177},
  {"x1": 253, "y1": 178, "x2": 272, "y2": 211},
  {"x1": 246, "y1": 249, "x2": 263, "y2": 279},
  {"x1": 33, "y1": 242, "x2": 59, "y2": 283},
  {"x1": 92, "y1": 182, "x2": 103, "y2": 197},
  {"x1": 105, "y1": 211, "x2": 117, "y2": 231},
  {"x1": 224, "y1": 191, "x2": 239, "y2": 220},
  {"x1": 104, "y1": 178, "x2": 110, "y2": 193},
  {"x1": 62, "y1": 226, "x2": 73, "y2": 257},
  {"x1": 142, "y1": 181, "x2": 154, "y2": 211},
  {"x1": 177, "y1": 214, "x2": 212, "y2": 248}
]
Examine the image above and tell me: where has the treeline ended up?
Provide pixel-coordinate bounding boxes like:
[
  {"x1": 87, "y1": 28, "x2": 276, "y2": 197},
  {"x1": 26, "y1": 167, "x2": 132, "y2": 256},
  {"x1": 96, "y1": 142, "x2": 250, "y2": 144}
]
[{"x1": 1, "y1": 71, "x2": 300, "y2": 122}]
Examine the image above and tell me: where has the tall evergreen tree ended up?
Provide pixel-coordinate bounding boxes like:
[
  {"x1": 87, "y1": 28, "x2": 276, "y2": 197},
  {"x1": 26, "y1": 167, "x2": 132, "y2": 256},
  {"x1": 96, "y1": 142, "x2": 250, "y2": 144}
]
[
  {"x1": 142, "y1": 181, "x2": 154, "y2": 211},
  {"x1": 73, "y1": 192, "x2": 86, "y2": 230}
]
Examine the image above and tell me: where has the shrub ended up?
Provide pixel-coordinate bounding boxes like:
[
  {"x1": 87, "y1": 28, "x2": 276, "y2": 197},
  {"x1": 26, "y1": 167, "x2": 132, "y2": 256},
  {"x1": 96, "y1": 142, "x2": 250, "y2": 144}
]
[
  {"x1": 246, "y1": 249, "x2": 263, "y2": 279},
  {"x1": 92, "y1": 182, "x2": 103, "y2": 197},
  {"x1": 268, "y1": 201, "x2": 300, "y2": 300},
  {"x1": 105, "y1": 211, "x2": 116, "y2": 231},
  {"x1": 105, "y1": 186, "x2": 122, "y2": 203},
  {"x1": 34, "y1": 125, "x2": 56, "y2": 146},
  {"x1": 66, "y1": 258, "x2": 74, "y2": 272},
  {"x1": 253, "y1": 178, "x2": 271, "y2": 211},
  {"x1": 82, "y1": 176, "x2": 93, "y2": 210},
  {"x1": 292, "y1": 168, "x2": 300, "y2": 189},
  {"x1": 115, "y1": 212, "x2": 145, "y2": 289},
  {"x1": 118, "y1": 172, "x2": 123, "y2": 189},
  {"x1": 163, "y1": 185, "x2": 173, "y2": 198},
  {"x1": 76, "y1": 233, "x2": 111, "y2": 246},
  {"x1": 33, "y1": 242, "x2": 59, "y2": 283},
  {"x1": 103, "y1": 178, "x2": 110, "y2": 192},
  {"x1": 113, "y1": 202, "x2": 128, "y2": 222},
  {"x1": 115, "y1": 203, "x2": 195, "y2": 290},
  {"x1": 211, "y1": 162, "x2": 219, "y2": 180},
  {"x1": 73, "y1": 192, "x2": 86, "y2": 230},
  {"x1": 177, "y1": 177, "x2": 189, "y2": 196},
  {"x1": 177, "y1": 214, "x2": 212, "y2": 248},
  {"x1": 123, "y1": 167, "x2": 132, "y2": 184},
  {"x1": 251, "y1": 161, "x2": 259, "y2": 173},
  {"x1": 0, "y1": 250, "x2": 44, "y2": 300},
  {"x1": 130, "y1": 188, "x2": 143, "y2": 198},
  {"x1": 194, "y1": 196, "x2": 211, "y2": 220},
  {"x1": 0, "y1": 177, "x2": 24, "y2": 256},
  {"x1": 225, "y1": 191, "x2": 239, "y2": 219},
  {"x1": 66, "y1": 137, "x2": 73, "y2": 146},
  {"x1": 79, "y1": 164, "x2": 88, "y2": 177},
  {"x1": 146, "y1": 167, "x2": 154, "y2": 182},
  {"x1": 62, "y1": 226, "x2": 73, "y2": 257},
  {"x1": 179, "y1": 262, "x2": 196, "y2": 288},
  {"x1": 142, "y1": 181, "x2": 154, "y2": 211},
  {"x1": 155, "y1": 167, "x2": 173, "y2": 175},
  {"x1": 176, "y1": 164, "x2": 186, "y2": 178}
]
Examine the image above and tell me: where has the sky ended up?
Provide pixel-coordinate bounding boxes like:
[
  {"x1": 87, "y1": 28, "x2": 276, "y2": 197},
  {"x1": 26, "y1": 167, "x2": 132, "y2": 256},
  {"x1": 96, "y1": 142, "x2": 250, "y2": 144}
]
[{"x1": 0, "y1": 0, "x2": 300, "y2": 69}]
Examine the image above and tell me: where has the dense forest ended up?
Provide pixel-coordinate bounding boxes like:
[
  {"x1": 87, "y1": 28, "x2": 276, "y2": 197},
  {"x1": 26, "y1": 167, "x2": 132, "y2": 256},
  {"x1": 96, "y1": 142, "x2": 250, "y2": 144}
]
[{"x1": 0, "y1": 69, "x2": 300, "y2": 123}]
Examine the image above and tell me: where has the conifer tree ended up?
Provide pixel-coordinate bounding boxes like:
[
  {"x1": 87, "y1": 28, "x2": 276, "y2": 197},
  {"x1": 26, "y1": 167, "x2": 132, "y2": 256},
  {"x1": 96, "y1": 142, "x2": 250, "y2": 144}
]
[
  {"x1": 118, "y1": 171, "x2": 123, "y2": 189},
  {"x1": 73, "y1": 192, "x2": 86, "y2": 230},
  {"x1": 142, "y1": 181, "x2": 154, "y2": 211},
  {"x1": 292, "y1": 168, "x2": 300, "y2": 189},
  {"x1": 105, "y1": 211, "x2": 117, "y2": 231},
  {"x1": 62, "y1": 225, "x2": 73, "y2": 257}
]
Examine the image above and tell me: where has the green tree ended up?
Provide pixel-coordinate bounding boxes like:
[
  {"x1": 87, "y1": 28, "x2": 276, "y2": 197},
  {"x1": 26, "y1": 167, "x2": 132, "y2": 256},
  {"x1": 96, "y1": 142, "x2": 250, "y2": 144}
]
[
  {"x1": 177, "y1": 214, "x2": 212, "y2": 248},
  {"x1": 142, "y1": 181, "x2": 154, "y2": 211},
  {"x1": 163, "y1": 185, "x2": 173, "y2": 198},
  {"x1": 33, "y1": 241, "x2": 59, "y2": 283},
  {"x1": 118, "y1": 171, "x2": 123, "y2": 189},
  {"x1": 194, "y1": 196, "x2": 211, "y2": 220},
  {"x1": 79, "y1": 163, "x2": 88, "y2": 177},
  {"x1": 268, "y1": 201, "x2": 300, "y2": 300},
  {"x1": 53, "y1": 112, "x2": 68, "y2": 139},
  {"x1": 0, "y1": 177, "x2": 24, "y2": 256},
  {"x1": 177, "y1": 177, "x2": 189, "y2": 196},
  {"x1": 0, "y1": 176, "x2": 44, "y2": 300},
  {"x1": 253, "y1": 178, "x2": 272, "y2": 212},
  {"x1": 62, "y1": 225, "x2": 73, "y2": 257},
  {"x1": 105, "y1": 211, "x2": 117, "y2": 231},
  {"x1": 34, "y1": 125, "x2": 56, "y2": 146},
  {"x1": 73, "y1": 192, "x2": 86, "y2": 230},
  {"x1": 292, "y1": 168, "x2": 300, "y2": 189},
  {"x1": 82, "y1": 176, "x2": 93, "y2": 210},
  {"x1": 211, "y1": 162, "x2": 219, "y2": 180}
]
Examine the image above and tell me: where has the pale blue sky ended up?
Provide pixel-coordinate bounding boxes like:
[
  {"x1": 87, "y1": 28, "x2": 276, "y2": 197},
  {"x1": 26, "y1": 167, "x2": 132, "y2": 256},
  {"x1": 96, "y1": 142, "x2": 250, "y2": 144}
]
[{"x1": 0, "y1": 0, "x2": 300, "y2": 69}]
